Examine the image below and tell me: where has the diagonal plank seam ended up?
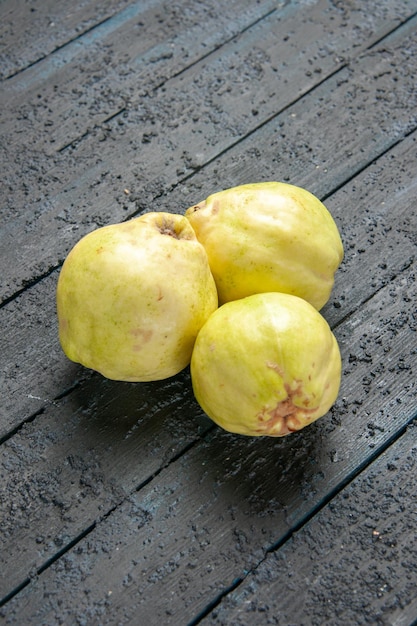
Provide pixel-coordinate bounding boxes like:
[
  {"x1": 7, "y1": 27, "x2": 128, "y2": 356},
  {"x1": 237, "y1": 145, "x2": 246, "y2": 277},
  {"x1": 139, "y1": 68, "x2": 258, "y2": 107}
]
[
  {"x1": 330, "y1": 257, "x2": 416, "y2": 332},
  {"x1": 54, "y1": 6, "x2": 280, "y2": 154},
  {"x1": 3, "y1": 11, "x2": 122, "y2": 82},
  {"x1": 0, "y1": 258, "x2": 415, "y2": 608},
  {"x1": 365, "y1": 8, "x2": 417, "y2": 51},
  {"x1": 54, "y1": 8, "x2": 417, "y2": 156},
  {"x1": 0, "y1": 250, "x2": 414, "y2": 447},
  {"x1": 187, "y1": 414, "x2": 417, "y2": 625},
  {"x1": 2, "y1": 10, "x2": 417, "y2": 307},
  {"x1": 0, "y1": 433, "x2": 207, "y2": 607}
]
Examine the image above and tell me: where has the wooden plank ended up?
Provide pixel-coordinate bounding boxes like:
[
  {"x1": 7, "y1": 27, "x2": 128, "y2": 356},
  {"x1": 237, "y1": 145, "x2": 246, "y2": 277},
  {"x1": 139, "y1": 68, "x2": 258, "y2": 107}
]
[
  {"x1": 1, "y1": 6, "x2": 417, "y2": 302},
  {"x1": 2, "y1": 2, "x2": 416, "y2": 625},
  {"x1": 0, "y1": 370, "x2": 212, "y2": 599},
  {"x1": 1, "y1": 0, "x2": 279, "y2": 143},
  {"x1": 1, "y1": 122, "x2": 416, "y2": 603},
  {"x1": 2, "y1": 0, "x2": 410, "y2": 151},
  {"x1": 1, "y1": 2, "x2": 417, "y2": 618},
  {"x1": 1, "y1": 262, "x2": 415, "y2": 622},
  {"x1": 20, "y1": 0, "x2": 416, "y2": 154},
  {"x1": 0, "y1": 0, "x2": 131, "y2": 78},
  {"x1": 158, "y1": 13, "x2": 417, "y2": 212},
  {"x1": 1, "y1": 87, "x2": 416, "y2": 437},
  {"x1": 199, "y1": 422, "x2": 417, "y2": 625}
]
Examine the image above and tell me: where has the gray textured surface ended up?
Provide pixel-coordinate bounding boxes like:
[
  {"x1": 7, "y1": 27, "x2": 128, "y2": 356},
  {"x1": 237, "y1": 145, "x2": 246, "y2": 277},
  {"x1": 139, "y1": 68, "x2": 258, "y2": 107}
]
[
  {"x1": 1, "y1": 0, "x2": 416, "y2": 624},
  {"x1": 204, "y1": 423, "x2": 417, "y2": 626}
]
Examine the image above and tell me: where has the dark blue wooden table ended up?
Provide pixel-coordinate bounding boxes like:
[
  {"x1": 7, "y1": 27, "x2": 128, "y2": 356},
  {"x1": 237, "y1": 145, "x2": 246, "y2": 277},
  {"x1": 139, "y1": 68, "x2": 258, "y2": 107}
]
[{"x1": 1, "y1": 1, "x2": 416, "y2": 623}]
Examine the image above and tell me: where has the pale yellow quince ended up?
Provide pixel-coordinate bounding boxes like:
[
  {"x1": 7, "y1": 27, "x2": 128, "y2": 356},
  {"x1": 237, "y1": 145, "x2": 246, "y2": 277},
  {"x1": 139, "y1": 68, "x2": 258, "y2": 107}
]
[
  {"x1": 57, "y1": 212, "x2": 218, "y2": 381},
  {"x1": 186, "y1": 182, "x2": 343, "y2": 310},
  {"x1": 191, "y1": 292, "x2": 341, "y2": 436}
]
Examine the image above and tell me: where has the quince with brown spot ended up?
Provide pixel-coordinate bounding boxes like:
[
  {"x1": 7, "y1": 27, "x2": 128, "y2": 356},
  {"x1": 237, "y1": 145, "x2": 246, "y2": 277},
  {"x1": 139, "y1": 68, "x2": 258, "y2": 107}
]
[
  {"x1": 190, "y1": 292, "x2": 341, "y2": 436},
  {"x1": 57, "y1": 212, "x2": 218, "y2": 381}
]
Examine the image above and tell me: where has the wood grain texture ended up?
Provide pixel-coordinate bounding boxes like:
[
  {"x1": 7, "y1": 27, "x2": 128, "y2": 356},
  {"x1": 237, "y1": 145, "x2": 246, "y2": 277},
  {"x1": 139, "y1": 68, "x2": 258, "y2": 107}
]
[
  {"x1": 0, "y1": 369, "x2": 212, "y2": 598},
  {"x1": 1, "y1": 75, "x2": 416, "y2": 436},
  {"x1": 0, "y1": 0, "x2": 131, "y2": 78},
  {"x1": 1, "y1": 0, "x2": 417, "y2": 623},
  {"x1": 1, "y1": 2, "x2": 416, "y2": 302},
  {"x1": 202, "y1": 422, "x2": 417, "y2": 625},
  {"x1": 1, "y1": 134, "x2": 416, "y2": 612},
  {"x1": 1, "y1": 0, "x2": 279, "y2": 145},
  {"x1": 1, "y1": 263, "x2": 415, "y2": 622}
]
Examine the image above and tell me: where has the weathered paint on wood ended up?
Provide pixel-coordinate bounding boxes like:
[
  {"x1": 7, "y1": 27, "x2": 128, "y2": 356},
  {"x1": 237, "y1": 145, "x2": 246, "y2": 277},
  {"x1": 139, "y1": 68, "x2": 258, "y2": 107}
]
[
  {"x1": 1, "y1": 3, "x2": 416, "y2": 302},
  {"x1": 1, "y1": 0, "x2": 417, "y2": 624},
  {"x1": 0, "y1": 0, "x2": 131, "y2": 78},
  {"x1": 1, "y1": 73, "x2": 416, "y2": 435},
  {"x1": 0, "y1": 369, "x2": 212, "y2": 597},
  {"x1": 1, "y1": 0, "x2": 281, "y2": 182},
  {"x1": 202, "y1": 422, "x2": 417, "y2": 625},
  {"x1": 1, "y1": 264, "x2": 415, "y2": 621}
]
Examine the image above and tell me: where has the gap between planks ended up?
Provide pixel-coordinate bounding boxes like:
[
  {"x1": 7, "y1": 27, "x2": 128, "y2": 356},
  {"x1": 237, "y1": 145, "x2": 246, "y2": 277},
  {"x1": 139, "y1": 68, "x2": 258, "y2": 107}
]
[
  {"x1": 2, "y1": 3, "x2": 417, "y2": 304},
  {"x1": 0, "y1": 259, "x2": 415, "y2": 613}
]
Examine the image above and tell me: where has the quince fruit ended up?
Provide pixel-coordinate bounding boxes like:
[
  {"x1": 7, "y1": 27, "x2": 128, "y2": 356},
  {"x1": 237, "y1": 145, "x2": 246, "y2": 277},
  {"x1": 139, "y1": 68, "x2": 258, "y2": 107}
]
[
  {"x1": 57, "y1": 212, "x2": 218, "y2": 381},
  {"x1": 186, "y1": 182, "x2": 343, "y2": 309},
  {"x1": 190, "y1": 292, "x2": 341, "y2": 436}
]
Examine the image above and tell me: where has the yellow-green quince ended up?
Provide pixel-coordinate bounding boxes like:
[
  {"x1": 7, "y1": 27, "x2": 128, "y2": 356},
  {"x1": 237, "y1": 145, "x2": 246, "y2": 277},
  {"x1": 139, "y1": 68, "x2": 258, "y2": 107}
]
[
  {"x1": 186, "y1": 182, "x2": 343, "y2": 310},
  {"x1": 190, "y1": 292, "x2": 341, "y2": 436},
  {"x1": 57, "y1": 212, "x2": 218, "y2": 381}
]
